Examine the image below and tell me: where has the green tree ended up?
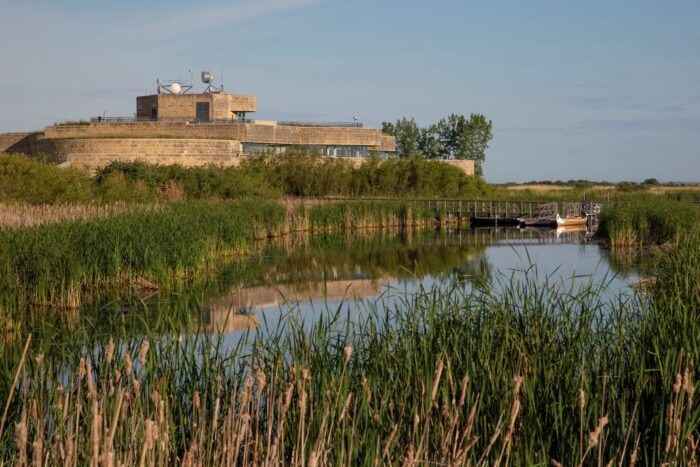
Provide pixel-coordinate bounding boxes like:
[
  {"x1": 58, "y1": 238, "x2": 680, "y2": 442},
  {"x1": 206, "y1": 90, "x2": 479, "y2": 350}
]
[
  {"x1": 381, "y1": 117, "x2": 421, "y2": 158},
  {"x1": 436, "y1": 113, "x2": 492, "y2": 175},
  {"x1": 418, "y1": 125, "x2": 441, "y2": 159}
]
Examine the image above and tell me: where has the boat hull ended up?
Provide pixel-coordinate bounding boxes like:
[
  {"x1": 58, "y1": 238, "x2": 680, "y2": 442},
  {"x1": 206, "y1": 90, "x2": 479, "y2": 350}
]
[{"x1": 556, "y1": 214, "x2": 587, "y2": 227}]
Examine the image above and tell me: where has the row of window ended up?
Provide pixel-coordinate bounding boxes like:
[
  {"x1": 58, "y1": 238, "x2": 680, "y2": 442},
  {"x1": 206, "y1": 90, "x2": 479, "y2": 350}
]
[{"x1": 242, "y1": 144, "x2": 371, "y2": 158}]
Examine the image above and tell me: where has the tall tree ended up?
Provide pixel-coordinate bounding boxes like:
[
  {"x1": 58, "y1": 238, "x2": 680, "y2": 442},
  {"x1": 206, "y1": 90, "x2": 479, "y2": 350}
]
[
  {"x1": 418, "y1": 125, "x2": 441, "y2": 159},
  {"x1": 435, "y1": 113, "x2": 492, "y2": 175},
  {"x1": 381, "y1": 117, "x2": 421, "y2": 158}
]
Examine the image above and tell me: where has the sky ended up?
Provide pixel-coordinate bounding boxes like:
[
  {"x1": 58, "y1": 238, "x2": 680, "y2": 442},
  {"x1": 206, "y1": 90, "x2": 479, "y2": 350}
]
[{"x1": 0, "y1": 0, "x2": 698, "y2": 182}]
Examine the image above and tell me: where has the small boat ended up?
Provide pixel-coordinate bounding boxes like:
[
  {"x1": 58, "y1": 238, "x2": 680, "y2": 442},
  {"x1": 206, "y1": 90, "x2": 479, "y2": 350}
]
[
  {"x1": 519, "y1": 216, "x2": 556, "y2": 227},
  {"x1": 556, "y1": 214, "x2": 587, "y2": 227}
]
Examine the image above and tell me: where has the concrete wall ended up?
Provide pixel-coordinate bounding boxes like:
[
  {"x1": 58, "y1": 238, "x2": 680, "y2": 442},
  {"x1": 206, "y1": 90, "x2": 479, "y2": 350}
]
[
  {"x1": 35, "y1": 138, "x2": 243, "y2": 172},
  {"x1": 442, "y1": 159, "x2": 476, "y2": 176},
  {"x1": 43, "y1": 122, "x2": 396, "y2": 151},
  {"x1": 0, "y1": 132, "x2": 41, "y2": 154},
  {"x1": 136, "y1": 93, "x2": 257, "y2": 121},
  {"x1": 26, "y1": 137, "x2": 473, "y2": 176},
  {"x1": 343, "y1": 157, "x2": 475, "y2": 176}
]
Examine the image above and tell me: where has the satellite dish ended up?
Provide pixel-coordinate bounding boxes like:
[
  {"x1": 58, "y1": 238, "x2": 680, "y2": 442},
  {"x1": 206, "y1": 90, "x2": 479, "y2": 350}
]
[
  {"x1": 201, "y1": 71, "x2": 213, "y2": 84},
  {"x1": 170, "y1": 82, "x2": 181, "y2": 94}
]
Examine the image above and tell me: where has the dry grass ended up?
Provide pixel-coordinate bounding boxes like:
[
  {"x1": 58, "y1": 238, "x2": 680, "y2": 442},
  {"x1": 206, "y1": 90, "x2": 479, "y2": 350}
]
[{"x1": 0, "y1": 203, "x2": 162, "y2": 230}]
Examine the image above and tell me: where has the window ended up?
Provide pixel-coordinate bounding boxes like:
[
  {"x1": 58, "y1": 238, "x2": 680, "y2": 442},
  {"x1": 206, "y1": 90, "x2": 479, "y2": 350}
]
[{"x1": 196, "y1": 102, "x2": 210, "y2": 122}]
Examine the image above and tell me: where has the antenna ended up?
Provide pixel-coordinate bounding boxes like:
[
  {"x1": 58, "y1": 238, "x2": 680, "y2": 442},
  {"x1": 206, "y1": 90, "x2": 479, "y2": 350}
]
[{"x1": 201, "y1": 69, "x2": 223, "y2": 93}]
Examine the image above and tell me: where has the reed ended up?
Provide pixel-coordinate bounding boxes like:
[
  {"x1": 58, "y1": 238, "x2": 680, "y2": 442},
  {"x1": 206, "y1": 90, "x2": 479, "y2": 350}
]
[
  {"x1": 1, "y1": 227, "x2": 700, "y2": 464},
  {"x1": 597, "y1": 201, "x2": 700, "y2": 247},
  {"x1": 0, "y1": 201, "x2": 287, "y2": 311},
  {"x1": 0, "y1": 202, "x2": 161, "y2": 230}
]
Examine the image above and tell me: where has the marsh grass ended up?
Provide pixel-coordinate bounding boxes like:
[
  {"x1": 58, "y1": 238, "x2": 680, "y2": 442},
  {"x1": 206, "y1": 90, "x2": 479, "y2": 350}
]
[
  {"x1": 0, "y1": 199, "x2": 454, "y2": 312},
  {"x1": 597, "y1": 201, "x2": 700, "y2": 248},
  {"x1": 1, "y1": 234, "x2": 700, "y2": 465},
  {"x1": 0, "y1": 203, "x2": 162, "y2": 230}
]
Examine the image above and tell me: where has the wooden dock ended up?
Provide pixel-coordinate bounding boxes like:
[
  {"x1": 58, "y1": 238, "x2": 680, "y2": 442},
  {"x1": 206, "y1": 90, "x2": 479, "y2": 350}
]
[{"x1": 312, "y1": 197, "x2": 611, "y2": 228}]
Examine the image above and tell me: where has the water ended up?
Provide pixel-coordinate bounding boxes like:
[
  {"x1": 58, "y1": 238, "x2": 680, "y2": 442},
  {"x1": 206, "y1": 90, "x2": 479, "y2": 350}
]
[
  {"x1": 201, "y1": 227, "x2": 639, "y2": 348},
  {"x1": 17, "y1": 227, "x2": 639, "y2": 356}
]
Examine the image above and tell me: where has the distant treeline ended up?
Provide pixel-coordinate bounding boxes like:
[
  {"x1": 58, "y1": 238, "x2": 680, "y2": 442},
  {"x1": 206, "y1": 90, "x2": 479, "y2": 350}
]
[
  {"x1": 0, "y1": 153, "x2": 489, "y2": 204},
  {"x1": 381, "y1": 114, "x2": 493, "y2": 175}
]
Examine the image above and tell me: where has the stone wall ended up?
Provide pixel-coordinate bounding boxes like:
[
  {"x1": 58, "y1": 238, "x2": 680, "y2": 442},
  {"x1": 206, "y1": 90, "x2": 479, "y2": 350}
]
[
  {"x1": 442, "y1": 159, "x2": 475, "y2": 176},
  {"x1": 0, "y1": 132, "x2": 41, "y2": 154},
  {"x1": 43, "y1": 122, "x2": 396, "y2": 151},
  {"x1": 343, "y1": 157, "x2": 475, "y2": 176},
  {"x1": 35, "y1": 138, "x2": 243, "y2": 172},
  {"x1": 136, "y1": 93, "x2": 257, "y2": 121}
]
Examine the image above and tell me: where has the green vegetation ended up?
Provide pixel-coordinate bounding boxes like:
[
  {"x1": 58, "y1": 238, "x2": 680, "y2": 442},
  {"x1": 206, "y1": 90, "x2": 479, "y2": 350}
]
[
  {"x1": 0, "y1": 201, "x2": 286, "y2": 310},
  {"x1": 237, "y1": 154, "x2": 489, "y2": 198},
  {"x1": 382, "y1": 114, "x2": 493, "y2": 175},
  {"x1": 0, "y1": 199, "x2": 461, "y2": 310},
  {"x1": 0, "y1": 155, "x2": 93, "y2": 204},
  {"x1": 0, "y1": 154, "x2": 488, "y2": 202},
  {"x1": 2, "y1": 226, "x2": 700, "y2": 464},
  {"x1": 597, "y1": 201, "x2": 700, "y2": 247}
]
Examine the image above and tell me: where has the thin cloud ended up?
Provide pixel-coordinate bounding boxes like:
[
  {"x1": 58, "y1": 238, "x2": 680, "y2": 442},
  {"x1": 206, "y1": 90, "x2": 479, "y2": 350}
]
[{"x1": 131, "y1": 0, "x2": 321, "y2": 37}]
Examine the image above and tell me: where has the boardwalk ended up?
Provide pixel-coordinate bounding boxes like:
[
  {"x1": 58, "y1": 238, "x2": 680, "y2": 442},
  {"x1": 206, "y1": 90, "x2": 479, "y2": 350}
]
[{"x1": 313, "y1": 197, "x2": 611, "y2": 227}]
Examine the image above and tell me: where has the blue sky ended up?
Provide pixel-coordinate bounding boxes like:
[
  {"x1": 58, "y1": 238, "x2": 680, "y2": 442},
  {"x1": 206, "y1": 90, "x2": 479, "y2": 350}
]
[{"x1": 1, "y1": 0, "x2": 698, "y2": 182}]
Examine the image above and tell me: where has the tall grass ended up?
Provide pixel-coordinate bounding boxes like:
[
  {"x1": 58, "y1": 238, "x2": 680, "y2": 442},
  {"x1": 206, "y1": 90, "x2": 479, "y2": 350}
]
[
  {"x1": 0, "y1": 199, "x2": 456, "y2": 311},
  {"x1": 2, "y1": 233, "x2": 700, "y2": 464},
  {"x1": 0, "y1": 202, "x2": 286, "y2": 311},
  {"x1": 597, "y1": 201, "x2": 700, "y2": 247}
]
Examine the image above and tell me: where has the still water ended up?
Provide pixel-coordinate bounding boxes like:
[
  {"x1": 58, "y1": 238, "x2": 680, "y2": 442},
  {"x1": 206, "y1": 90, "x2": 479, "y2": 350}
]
[
  {"x1": 198, "y1": 227, "x2": 639, "y2": 347},
  {"x1": 22, "y1": 227, "x2": 640, "y2": 352}
]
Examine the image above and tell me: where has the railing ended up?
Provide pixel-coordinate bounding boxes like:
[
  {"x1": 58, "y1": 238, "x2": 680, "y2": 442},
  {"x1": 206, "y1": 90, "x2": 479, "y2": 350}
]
[
  {"x1": 88, "y1": 117, "x2": 251, "y2": 124},
  {"x1": 277, "y1": 121, "x2": 363, "y2": 128},
  {"x1": 87, "y1": 117, "x2": 363, "y2": 128}
]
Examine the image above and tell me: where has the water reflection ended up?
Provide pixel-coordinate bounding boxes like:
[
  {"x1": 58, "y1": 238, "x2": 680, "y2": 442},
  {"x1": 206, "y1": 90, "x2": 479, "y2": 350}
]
[{"x1": 15, "y1": 227, "x2": 638, "y2": 352}]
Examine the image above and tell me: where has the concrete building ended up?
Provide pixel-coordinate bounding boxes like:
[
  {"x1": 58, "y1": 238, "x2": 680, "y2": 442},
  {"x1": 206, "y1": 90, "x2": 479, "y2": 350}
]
[{"x1": 0, "y1": 76, "x2": 474, "y2": 175}]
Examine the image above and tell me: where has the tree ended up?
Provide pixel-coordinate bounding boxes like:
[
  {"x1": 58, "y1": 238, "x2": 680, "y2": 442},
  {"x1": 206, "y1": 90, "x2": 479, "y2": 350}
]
[
  {"x1": 381, "y1": 117, "x2": 420, "y2": 158},
  {"x1": 382, "y1": 113, "x2": 493, "y2": 175},
  {"x1": 418, "y1": 125, "x2": 441, "y2": 159},
  {"x1": 435, "y1": 113, "x2": 492, "y2": 175}
]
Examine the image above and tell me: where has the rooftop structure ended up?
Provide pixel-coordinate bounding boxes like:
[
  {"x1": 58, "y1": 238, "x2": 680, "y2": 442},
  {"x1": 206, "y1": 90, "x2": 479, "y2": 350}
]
[{"x1": 0, "y1": 72, "x2": 471, "y2": 175}]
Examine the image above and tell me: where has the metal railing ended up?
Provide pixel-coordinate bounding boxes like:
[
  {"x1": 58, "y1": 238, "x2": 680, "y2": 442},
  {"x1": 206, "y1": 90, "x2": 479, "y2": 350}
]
[
  {"x1": 88, "y1": 117, "x2": 364, "y2": 128},
  {"x1": 89, "y1": 117, "x2": 248, "y2": 124},
  {"x1": 277, "y1": 121, "x2": 363, "y2": 128}
]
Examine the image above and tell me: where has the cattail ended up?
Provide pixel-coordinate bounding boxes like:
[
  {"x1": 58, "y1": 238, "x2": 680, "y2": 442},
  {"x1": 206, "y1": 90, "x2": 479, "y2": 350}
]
[
  {"x1": 91, "y1": 399, "x2": 101, "y2": 466},
  {"x1": 194, "y1": 392, "x2": 201, "y2": 411},
  {"x1": 139, "y1": 340, "x2": 150, "y2": 367},
  {"x1": 15, "y1": 419, "x2": 27, "y2": 466},
  {"x1": 30, "y1": 399, "x2": 38, "y2": 422},
  {"x1": 56, "y1": 384, "x2": 64, "y2": 410},
  {"x1": 79, "y1": 357, "x2": 86, "y2": 380},
  {"x1": 430, "y1": 362, "x2": 444, "y2": 404},
  {"x1": 124, "y1": 353, "x2": 133, "y2": 377},
  {"x1": 255, "y1": 366, "x2": 266, "y2": 397},
  {"x1": 33, "y1": 437, "x2": 43, "y2": 467},
  {"x1": 34, "y1": 353, "x2": 44, "y2": 367},
  {"x1": 284, "y1": 383, "x2": 294, "y2": 409},
  {"x1": 308, "y1": 450, "x2": 318, "y2": 467},
  {"x1": 588, "y1": 415, "x2": 608, "y2": 449},
  {"x1": 106, "y1": 337, "x2": 115, "y2": 365},
  {"x1": 302, "y1": 367, "x2": 310, "y2": 381},
  {"x1": 579, "y1": 388, "x2": 586, "y2": 411},
  {"x1": 459, "y1": 374, "x2": 469, "y2": 407},
  {"x1": 550, "y1": 460, "x2": 563, "y2": 467},
  {"x1": 674, "y1": 371, "x2": 682, "y2": 394},
  {"x1": 86, "y1": 360, "x2": 96, "y2": 399},
  {"x1": 343, "y1": 345, "x2": 353, "y2": 363},
  {"x1": 133, "y1": 378, "x2": 141, "y2": 395}
]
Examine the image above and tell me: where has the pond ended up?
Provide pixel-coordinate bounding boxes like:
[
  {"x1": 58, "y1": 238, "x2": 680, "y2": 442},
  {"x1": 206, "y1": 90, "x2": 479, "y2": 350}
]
[{"x1": 14, "y1": 226, "x2": 639, "y2": 357}]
